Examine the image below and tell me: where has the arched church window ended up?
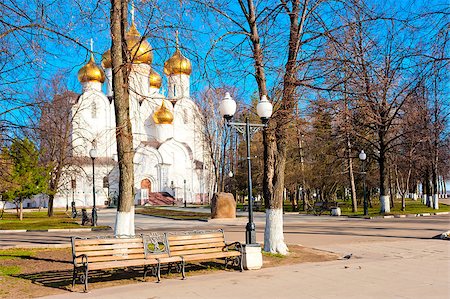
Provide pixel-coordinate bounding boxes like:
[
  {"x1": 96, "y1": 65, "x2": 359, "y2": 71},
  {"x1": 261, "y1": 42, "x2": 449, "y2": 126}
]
[
  {"x1": 103, "y1": 176, "x2": 109, "y2": 188},
  {"x1": 91, "y1": 102, "x2": 97, "y2": 118},
  {"x1": 173, "y1": 85, "x2": 176, "y2": 97}
]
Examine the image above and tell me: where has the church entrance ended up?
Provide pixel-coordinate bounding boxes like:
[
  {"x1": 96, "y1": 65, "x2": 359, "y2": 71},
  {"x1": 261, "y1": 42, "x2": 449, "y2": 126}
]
[{"x1": 140, "y1": 179, "x2": 151, "y2": 205}]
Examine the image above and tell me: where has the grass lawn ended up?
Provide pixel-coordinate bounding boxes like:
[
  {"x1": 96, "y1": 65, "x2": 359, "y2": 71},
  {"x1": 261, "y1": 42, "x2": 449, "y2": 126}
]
[
  {"x1": 136, "y1": 207, "x2": 211, "y2": 220},
  {"x1": 291, "y1": 198, "x2": 450, "y2": 217},
  {"x1": 0, "y1": 211, "x2": 82, "y2": 230},
  {"x1": 339, "y1": 200, "x2": 450, "y2": 217}
]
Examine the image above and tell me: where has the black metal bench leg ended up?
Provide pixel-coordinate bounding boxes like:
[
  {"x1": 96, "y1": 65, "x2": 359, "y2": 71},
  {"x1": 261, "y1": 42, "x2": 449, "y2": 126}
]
[
  {"x1": 240, "y1": 254, "x2": 244, "y2": 272},
  {"x1": 83, "y1": 265, "x2": 88, "y2": 292},
  {"x1": 72, "y1": 267, "x2": 77, "y2": 289},
  {"x1": 156, "y1": 259, "x2": 161, "y2": 283},
  {"x1": 143, "y1": 265, "x2": 148, "y2": 280},
  {"x1": 181, "y1": 257, "x2": 186, "y2": 280}
]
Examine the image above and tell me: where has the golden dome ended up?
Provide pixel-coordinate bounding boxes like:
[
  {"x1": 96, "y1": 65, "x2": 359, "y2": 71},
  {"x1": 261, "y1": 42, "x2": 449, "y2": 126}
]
[
  {"x1": 100, "y1": 23, "x2": 153, "y2": 66},
  {"x1": 126, "y1": 23, "x2": 153, "y2": 64},
  {"x1": 78, "y1": 55, "x2": 105, "y2": 83},
  {"x1": 149, "y1": 69, "x2": 162, "y2": 89},
  {"x1": 164, "y1": 47, "x2": 192, "y2": 76},
  {"x1": 152, "y1": 101, "x2": 173, "y2": 125},
  {"x1": 101, "y1": 49, "x2": 111, "y2": 69}
]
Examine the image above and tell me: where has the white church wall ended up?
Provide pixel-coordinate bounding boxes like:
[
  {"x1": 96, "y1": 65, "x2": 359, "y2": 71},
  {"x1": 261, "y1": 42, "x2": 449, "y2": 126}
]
[
  {"x1": 167, "y1": 74, "x2": 189, "y2": 100},
  {"x1": 157, "y1": 139, "x2": 197, "y2": 203},
  {"x1": 129, "y1": 64, "x2": 151, "y2": 147},
  {"x1": 71, "y1": 89, "x2": 115, "y2": 158}
]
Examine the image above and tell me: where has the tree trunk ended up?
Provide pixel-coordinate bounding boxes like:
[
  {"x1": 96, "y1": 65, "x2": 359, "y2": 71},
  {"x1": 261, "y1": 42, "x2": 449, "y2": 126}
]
[
  {"x1": 432, "y1": 143, "x2": 439, "y2": 210},
  {"x1": 19, "y1": 200, "x2": 23, "y2": 221},
  {"x1": 424, "y1": 172, "x2": 431, "y2": 207},
  {"x1": 388, "y1": 166, "x2": 395, "y2": 209},
  {"x1": 263, "y1": 124, "x2": 288, "y2": 255},
  {"x1": 347, "y1": 146, "x2": 357, "y2": 212},
  {"x1": 47, "y1": 194, "x2": 54, "y2": 217},
  {"x1": 111, "y1": 0, "x2": 135, "y2": 236},
  {"x1": 379, "y1": 151, "x2": 390, "y2": 213}
]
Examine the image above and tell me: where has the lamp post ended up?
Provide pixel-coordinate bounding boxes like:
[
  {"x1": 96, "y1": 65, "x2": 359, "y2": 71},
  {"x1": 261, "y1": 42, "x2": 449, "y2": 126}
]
[
  {"x1": 89, "y1": 148, "x2": 98, "y2": 226},
  {"x1": 71, "y1": 179, "x2": 77, "y2": 218},
  {"x1": 219, "y1": 92, "x2": 273, "y2": 245},
  {"x1": 359, "y1": 150, "x2": 368, "y2": 216},
  {"x1": 183, "y1": 179, "x2": 187, "y2": 208}
]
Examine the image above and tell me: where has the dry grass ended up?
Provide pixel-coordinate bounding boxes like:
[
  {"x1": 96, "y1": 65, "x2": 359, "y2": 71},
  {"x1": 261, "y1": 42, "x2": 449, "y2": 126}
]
[{"x1": 0, "y1": 245, "x2": 338, "y2": 298}]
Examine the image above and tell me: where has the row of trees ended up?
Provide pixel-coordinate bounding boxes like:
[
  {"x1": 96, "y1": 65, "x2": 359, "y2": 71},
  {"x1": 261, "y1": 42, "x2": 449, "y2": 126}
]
[
  {"x1": 0, "y1": 0, "x2": 448, "y2": 254},
  {"x1": 196, "y1": 0, "x2": 449, "y2": 253}
]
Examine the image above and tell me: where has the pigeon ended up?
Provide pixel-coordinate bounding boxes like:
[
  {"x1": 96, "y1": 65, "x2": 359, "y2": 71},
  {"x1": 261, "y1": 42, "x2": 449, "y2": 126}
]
[{"x1": 339, "y1": 253, "x2": 353, "y2": 260}]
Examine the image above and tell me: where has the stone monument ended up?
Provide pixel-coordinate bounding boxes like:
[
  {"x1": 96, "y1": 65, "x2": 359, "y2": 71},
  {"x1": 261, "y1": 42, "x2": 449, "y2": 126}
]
[{"x1": 211, "y1": 192, "x2": 236, "y2": 219}]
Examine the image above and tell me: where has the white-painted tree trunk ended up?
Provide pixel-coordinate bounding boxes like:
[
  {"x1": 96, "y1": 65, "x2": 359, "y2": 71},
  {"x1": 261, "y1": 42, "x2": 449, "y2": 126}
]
[
  {"x1": 264, "y1": 209, "x2": 289, "y2": 255},
  {"x1": 412, "y1": 193, "x2": 418, "y2": 201},
  {"x1": 380, "y1": 195, "x2": 390, "y2": 213},
  {"x1": 114, "y1": 206, "x2": 135, "y2": 236},
  {"x1": 432, "y1": 194, "x2": 439, "y2": 209}
]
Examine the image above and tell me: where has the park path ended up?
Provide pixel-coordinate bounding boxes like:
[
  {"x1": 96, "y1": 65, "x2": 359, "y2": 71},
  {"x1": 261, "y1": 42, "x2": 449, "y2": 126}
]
[
  {"x1": 41, "y1": 237, "x2": 449, "y2": 299},
  {"x1": 18, "y1": 209, "x2": 447, "y2": 299}
]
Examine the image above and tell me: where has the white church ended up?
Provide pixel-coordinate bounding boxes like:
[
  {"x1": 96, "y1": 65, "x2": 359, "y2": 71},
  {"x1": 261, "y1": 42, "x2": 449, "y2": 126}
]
[{"x1": 48, "y1": 20, "x2": 212, "y2": 209}]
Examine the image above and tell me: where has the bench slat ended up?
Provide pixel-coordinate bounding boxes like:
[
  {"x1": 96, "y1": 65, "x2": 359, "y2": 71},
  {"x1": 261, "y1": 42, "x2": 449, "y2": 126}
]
[
  {"x1": 147, "y1": 256, "x2": 182, "y2": 264},
  {"x1": 169, "y1": 242, "x2": 225, "y2": 251},
  {"x1": 182, "y1": 251, "x2": 241, "y2": 262},
  {"x1": 76, "y1": 242, "x2": 143, "y2": 252},
  {"x1": 169, "y1": 247, "x2": 227, "y2": 256},
  {"x1": 75, "y1": 238, "x2": 142, "y2": 246},
  {"x1": 76, "y1": 253, "x2": 145, "y2": 263},
  {"x1": 167, "y1": 233, "x2": 223, "y2": 241},
  {"x1": 168, "y1": 237, "x2": 225, "y2": 246},
  {"x1": 87, "y1": 259, "x2": 146, "y2": 270},
  {"x1": 76, "y1": 248, "x2": 144, "y2": 257}
]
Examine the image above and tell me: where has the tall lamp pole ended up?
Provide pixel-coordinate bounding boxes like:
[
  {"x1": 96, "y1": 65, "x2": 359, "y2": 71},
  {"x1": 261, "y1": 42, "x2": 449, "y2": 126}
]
[
  {"x1": 71, "y1": 179, "x2": 77, "y2": 218},
  {"x1": 89, "y1": 148, "x2": 98, "y2": 226},
  {"x1": 219, "y1": 92, "x2": 273, "y2": 245},
  {"x1": 183, "y1": 179, "x2": 187, "y2": 208},
  {"x1": 359, "y1": 150, "x2": 368, "y2": 216}
]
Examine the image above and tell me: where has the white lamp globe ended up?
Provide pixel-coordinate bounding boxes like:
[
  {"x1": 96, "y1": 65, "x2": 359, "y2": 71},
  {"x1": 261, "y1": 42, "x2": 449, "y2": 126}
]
[
  {"x1": 256, "y1": 95, "x2": 273, "y2": 122},
  {"x1": 219, "y1": 92, "x2": 237, "y2": 120},
  {"x1": 89, "y1": 148, "x2": 98, "y2": 159},
  {"x1": 359, "y1": 150, "x2": 366, "y2": 161}
]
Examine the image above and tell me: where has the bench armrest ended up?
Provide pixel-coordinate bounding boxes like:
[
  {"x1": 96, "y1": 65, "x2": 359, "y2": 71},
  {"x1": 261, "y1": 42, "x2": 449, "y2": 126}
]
[
  {"x1": 223, "y1": 241, "x2": 243, "y2": 252},
  {"x1": 73, "y1": 254, "x2": 88, "y2": 267}
]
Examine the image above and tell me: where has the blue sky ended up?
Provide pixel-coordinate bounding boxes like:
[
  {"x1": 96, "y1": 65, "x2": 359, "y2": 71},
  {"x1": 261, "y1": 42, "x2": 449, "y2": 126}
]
[{"x1": 1, "y1": 0, "x2": 448, "y2": 129}]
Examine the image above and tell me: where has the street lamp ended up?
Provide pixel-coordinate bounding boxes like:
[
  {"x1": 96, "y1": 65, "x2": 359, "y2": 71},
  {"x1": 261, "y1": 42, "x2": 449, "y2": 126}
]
[
  {"x1": 71, "y1": 179, "x2": 77, "y2": 218},
  {"x1": 219, "y1": 92, "x2": 273, "y2": 244},
  {"x1": 359, "y1": 150, "x2": 368, "y2": 216},
  {"x1": 183, "y1": 179, "x2": 187, "y2": 208},
  {"x1": 89, "y1": 148, "x2": 98, "y2": 226}
]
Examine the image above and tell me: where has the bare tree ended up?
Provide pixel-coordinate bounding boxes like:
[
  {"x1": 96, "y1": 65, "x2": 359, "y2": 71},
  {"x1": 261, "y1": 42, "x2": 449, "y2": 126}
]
[
  {"x1": 110, "y1": 0, "x2": 135, "y2": 236},
  {"x1": 33, "y1": 75, "x2": 81, "y2": 216}
]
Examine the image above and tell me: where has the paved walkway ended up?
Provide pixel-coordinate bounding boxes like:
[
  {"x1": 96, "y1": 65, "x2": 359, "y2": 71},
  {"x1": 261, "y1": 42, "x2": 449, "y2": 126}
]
[
  {"x1": 42, "y1": 238, "x2": 449, "y2": 299},
  {"x1": 2, "y1": 209, "x2": 449, "y2": 298}
]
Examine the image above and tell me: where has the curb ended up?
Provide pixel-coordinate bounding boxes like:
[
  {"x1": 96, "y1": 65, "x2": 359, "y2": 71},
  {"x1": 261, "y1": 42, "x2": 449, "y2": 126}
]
[
  {"x1": 135, "y1": 212, "x2": 209, "y2": 222},
  {"x1": 347, "y1": 211, "x2": 449, "y2": 219},
  {"x1": 0, "y1": 243, "x2": 72, "y2": 250},
  {"x1": 0, "y1": 227, "x2": 111, "y2": 234}
]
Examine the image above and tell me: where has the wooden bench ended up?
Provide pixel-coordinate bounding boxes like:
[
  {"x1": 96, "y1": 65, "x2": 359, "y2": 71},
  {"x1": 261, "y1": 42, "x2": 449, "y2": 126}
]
[
  {"x1": 312, "y1": 201, "x2": 339, "y2": 215},
  {"x1": 71, "y1": 234, "x2": 172, "y2": 292},
  {"x1": 166, "y1": 229, "x2": 243, "y2": 279}
]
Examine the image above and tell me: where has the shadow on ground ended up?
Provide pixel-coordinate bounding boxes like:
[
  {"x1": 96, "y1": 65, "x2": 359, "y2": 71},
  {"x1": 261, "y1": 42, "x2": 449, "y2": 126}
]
[{"x1": 13, "y1": 261, "x2": 236, "y2": 293}]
